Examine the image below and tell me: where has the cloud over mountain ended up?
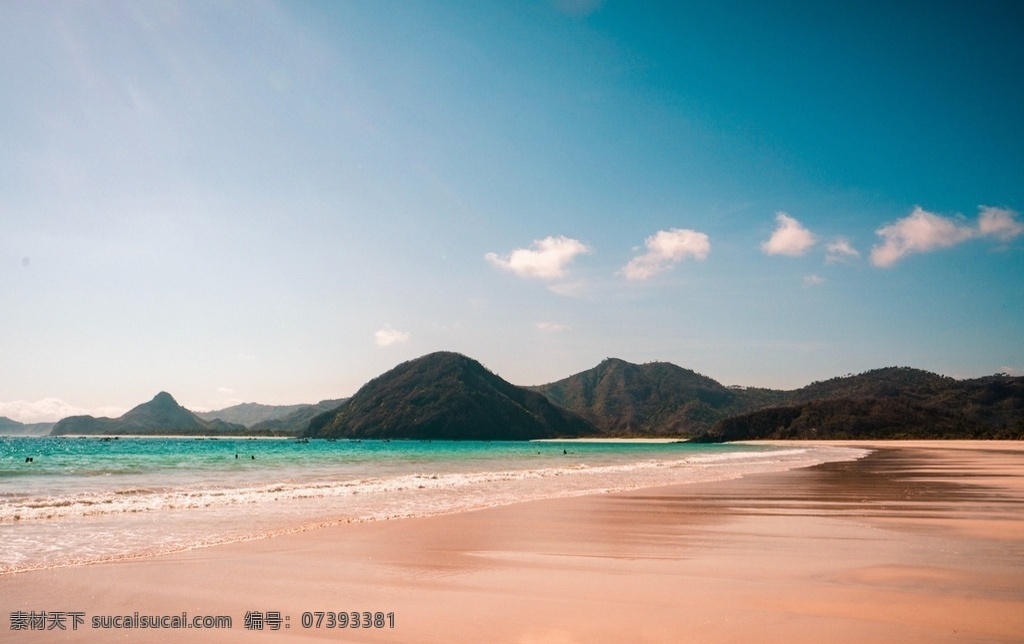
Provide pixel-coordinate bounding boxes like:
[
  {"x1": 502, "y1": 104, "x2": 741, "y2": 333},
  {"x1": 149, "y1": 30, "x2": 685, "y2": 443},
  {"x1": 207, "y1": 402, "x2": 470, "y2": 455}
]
[
  {"x1": 825, "y1": 237, "x2": 860, "y2": 264},
  {"x1": 977, "y1": 206, "x2": 1024, "y2": 242},
  {"x1": 870, "y1": 206, "x2": 1022, "y2": 267},
  {"x1": 762, "y1": 213, "x2": 816, "y2": 257},
  {"x1": 621, "y1": 228, "x2": 710, "y2": 280},
  {"x1": 374, "y1": 325, "x2": 410, "y2": 347},
  {"x1": 485, "y1": 236, "x2": 590, "y2": 279}
]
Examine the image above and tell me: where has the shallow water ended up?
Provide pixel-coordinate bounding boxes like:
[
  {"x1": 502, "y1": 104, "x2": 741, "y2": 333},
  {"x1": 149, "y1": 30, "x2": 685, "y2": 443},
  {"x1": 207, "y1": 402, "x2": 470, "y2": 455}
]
[{"x1": 0, "y1": 436, "x2": 866, "y2": 573}]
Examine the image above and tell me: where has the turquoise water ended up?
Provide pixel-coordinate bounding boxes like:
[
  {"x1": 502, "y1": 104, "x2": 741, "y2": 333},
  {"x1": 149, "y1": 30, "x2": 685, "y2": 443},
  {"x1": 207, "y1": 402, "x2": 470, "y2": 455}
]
[{"x1": 0, "y1": 436, "x2": 866, "y2": 573}]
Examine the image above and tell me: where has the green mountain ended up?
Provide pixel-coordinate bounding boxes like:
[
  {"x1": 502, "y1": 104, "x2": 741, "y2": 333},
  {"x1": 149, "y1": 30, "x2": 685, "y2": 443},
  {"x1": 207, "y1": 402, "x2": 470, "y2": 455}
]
[
  {"x1": 249, "y1": 399, "x2": 347, "y2": 435},
  {"x1": 692, "y1": 372, "x2": 1024, "y2": 441},
  {"x1": 306, "y1": 352, "x2": 597, "y2": 440},
  {"x1": 532, "y1": 358, "x2": 780, "y2": 436},
  {"x1": 31, "y1": 359, "x2": 1024, "y2": 441},
  {"x1": 533, "y1": 360, "x2": 1024, "y2": 440},
  {"x1": 0, "y1": 417, "x2": 54, "y2": 436},
  {"x1": 50, "y1": 392, "x2": 247, "y2": 436}
]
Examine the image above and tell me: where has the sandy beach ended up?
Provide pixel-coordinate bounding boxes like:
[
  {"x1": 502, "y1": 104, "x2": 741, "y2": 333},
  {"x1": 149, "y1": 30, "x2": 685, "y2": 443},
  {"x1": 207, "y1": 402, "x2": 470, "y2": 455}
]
[{"x1": 2, "y1": 440, "x2": 1022, "y2": 643}]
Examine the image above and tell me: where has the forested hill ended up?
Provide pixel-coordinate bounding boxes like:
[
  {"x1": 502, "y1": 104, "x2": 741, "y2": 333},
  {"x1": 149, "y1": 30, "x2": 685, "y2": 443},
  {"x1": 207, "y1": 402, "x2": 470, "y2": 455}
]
[
  {"x1": 306, "y1": 352, "x2": 597, "y2": 440},
  {"x1": 532, "y1": 358, "x2": 781, "y2": 436},
  {"x1": 691, "y1": 373, "x2": 1024, "y2": 441}
]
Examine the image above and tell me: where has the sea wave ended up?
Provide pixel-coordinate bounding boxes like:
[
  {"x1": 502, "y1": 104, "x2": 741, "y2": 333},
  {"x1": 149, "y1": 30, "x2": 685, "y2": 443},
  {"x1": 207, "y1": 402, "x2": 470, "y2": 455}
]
[
  {"x1": 0, "y1": 446, "x2": 843, "y2": 523},
  {"x1": 0, "y1": 444, "x2": 868, "y2": 574}
]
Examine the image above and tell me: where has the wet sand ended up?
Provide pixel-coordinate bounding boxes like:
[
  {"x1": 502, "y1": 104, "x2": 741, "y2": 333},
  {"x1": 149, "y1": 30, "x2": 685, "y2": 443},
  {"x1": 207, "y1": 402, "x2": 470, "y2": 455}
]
[{"x1": 2, "y1": 441, "x2": 1022, "y2": 642}]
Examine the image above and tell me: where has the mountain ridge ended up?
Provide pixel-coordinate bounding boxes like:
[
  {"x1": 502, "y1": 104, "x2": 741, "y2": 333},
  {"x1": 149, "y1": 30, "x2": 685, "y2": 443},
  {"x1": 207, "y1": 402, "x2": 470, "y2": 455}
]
[
  {"x1": 50, "y1": 392, "x2": 247, "y2": 436},
  {"x1": 534, "y1": 360, "x2": 1023, "y2": 440},
  {"x1": 692, "y1": 371, "x2": 1024, "y2": 441},
  {"x1": 531, "y1": 358, "x2": 763, "y2": 436},
  {"x1": 29, "y1": 356, "x2": 1024, "y2": 440},
  {"x1": 195, "y1": 402, "x2": 312, "y2": 427}
]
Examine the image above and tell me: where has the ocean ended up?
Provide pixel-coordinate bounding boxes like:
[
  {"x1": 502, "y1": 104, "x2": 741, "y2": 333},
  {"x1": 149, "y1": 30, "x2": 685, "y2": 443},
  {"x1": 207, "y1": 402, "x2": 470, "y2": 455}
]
[{"x1": 0, "y1": 436, "x2": 866, "y2": 574}]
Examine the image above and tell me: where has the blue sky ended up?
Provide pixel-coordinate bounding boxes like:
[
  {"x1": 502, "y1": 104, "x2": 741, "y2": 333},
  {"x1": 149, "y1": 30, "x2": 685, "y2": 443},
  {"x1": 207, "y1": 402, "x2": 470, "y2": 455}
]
[{"x1": 2, "y1": 1, "x2": 1022, "y2": 421}]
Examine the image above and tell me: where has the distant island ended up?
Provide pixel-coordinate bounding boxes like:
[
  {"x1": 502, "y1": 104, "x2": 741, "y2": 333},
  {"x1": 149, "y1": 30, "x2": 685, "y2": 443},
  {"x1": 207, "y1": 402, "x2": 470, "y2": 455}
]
[{"x1": 10, "y1": 352, "x2": 1022, "y2": 441}]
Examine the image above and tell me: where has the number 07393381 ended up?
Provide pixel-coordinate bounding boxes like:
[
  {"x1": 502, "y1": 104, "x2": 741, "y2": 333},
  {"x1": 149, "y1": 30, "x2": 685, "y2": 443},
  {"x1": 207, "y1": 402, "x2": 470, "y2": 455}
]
[{"x1": 300, "y1": 611, "x2": 394, "y2": 629}]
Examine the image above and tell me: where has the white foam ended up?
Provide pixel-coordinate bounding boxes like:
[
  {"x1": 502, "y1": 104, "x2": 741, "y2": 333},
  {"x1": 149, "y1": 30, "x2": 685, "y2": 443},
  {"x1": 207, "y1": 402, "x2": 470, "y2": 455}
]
[{"x1": 0, "y1": 447, "x2": 830, "y2": 523}]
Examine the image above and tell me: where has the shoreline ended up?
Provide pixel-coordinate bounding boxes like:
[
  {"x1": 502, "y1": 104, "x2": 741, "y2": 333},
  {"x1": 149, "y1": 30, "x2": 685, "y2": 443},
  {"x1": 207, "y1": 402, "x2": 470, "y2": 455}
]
[
  {"x1": 739, "y1": 438, "x2": 1024, "y2": 448},
  {"x1": 531, "y1": 437, "x2": 689, "y2": 443},
  {"x1": 1, "y1": 441, "x2": 860, "y2": 576},
  {"x1": 1, "y1": 440, "x2": 1022, "y2": 642}
]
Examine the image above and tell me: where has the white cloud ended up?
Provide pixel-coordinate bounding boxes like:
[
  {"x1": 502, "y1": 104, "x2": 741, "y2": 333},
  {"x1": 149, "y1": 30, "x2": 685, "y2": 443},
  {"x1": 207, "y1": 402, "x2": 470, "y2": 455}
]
[
  {"x1": 999, "y1": 366, "x2": 1024, "y2": 377},
  {"x1": 761, "y1": 213, "x2": 817, "y2": 257},
  {"x1": 802, "y1": 274, "x2": 825, "y2": 288},
  {"x1": 0, "y1": 399, "x2": 127, "y2": 424},
  {"x1": 374, "y1": 325, "x2": 410, "y2": 347},
  {"x1": 825, "y1": 237, "x2": 860, "y2": 264},
  {"x1": 870, "y1": 206, "x2": 974, "y2": 267},
  {"x1": 620, "y1": 228, "x2": 710, "y2": 280},
  {"x1": 977, "y1": 206, "x2": 1024, "y2": 242},
  {"x1": 536, "y1": 322, "x2": 571, "y2": 332},
  {"x1": 485, "y1": 236, "x2": 590, "y2": 280}
]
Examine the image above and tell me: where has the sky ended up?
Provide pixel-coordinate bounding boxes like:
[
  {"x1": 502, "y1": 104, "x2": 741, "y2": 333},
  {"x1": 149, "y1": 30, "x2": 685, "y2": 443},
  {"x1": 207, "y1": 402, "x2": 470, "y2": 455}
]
[{"x1": 1, "y1": 0, "x2": 1022, "y2": 422}]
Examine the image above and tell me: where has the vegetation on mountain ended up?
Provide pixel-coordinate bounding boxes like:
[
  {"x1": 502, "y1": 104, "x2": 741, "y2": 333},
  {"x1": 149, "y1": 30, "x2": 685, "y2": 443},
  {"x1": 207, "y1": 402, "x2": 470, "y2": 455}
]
[
  {"x1": 786, "y1": 367, "x2": 958, "y2": 403},
  {"x1": 691, "y1": 373, "x2": 1024, "y2": 441},
  {"x1": 306, "y1": 352, "x2": 597, "y2": 440},
  {"x1": 533, "y1": 358, "x2": 773, "y2": 436},
  {"x1": 50, "y1": 392, "x2": 247, "y2": 436},
  {"x1": 30, "y1": 357, "x2": 1023, "y2": 441},
  {"x1": 536, "y1": 360, "x2": 1023, "y2": 440}
]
